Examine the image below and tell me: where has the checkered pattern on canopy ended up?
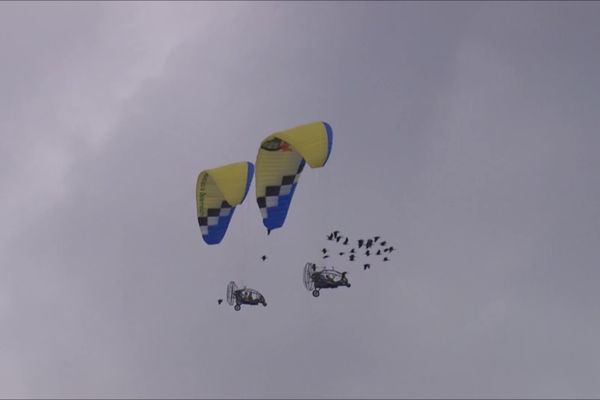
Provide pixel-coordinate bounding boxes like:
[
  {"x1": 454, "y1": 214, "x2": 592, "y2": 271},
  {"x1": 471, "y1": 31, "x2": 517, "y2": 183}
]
[
  {"x1": 197, "y1": 200, "x2": 235, "y2": 244},
  {"x1": 256, "y1": 160, "x2": 305, "y2": 229}
]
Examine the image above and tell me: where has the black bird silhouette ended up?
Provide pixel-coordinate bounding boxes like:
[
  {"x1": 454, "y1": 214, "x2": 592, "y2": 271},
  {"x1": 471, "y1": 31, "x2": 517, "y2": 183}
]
[
  {"x1": 366, "y1": 239, "x2": 373, "y2": 249},
  {"x1": 322, "y1": 248, "x2": 328, "y2": 254},
  {"x1": 358, "y1": 239, "x2": 364, "y2": 248},
  {"x1": 365, "y1": 250, "x2": 371, "y2": 256},
  {"x1": 323, "y1": 255, "x2": 330, "y2": 259},
  {"x1": 327, "y1": 233, "x2": 334, "y2": 240},
  {"x1": 333, "y1": 230, "x2": 340, "y2": 238},
  {"x1": 363, "y1": 263, "x2": 371, "y2": 270},
  {"x1": 343, "y1": 237, "x2": 349, "y2": 245},
  {"x1": 383, "y1": 257, "x2": 389, "y2": 262},
  {"x1": 339, "y1": 252, "x2": 345, "y2": 256},
  {"x1": 376, "y1": 250, "x2": 381, "y2": 255},
  {"x1": 350, "y1": 248, "x2": 355, "y2": 254},
  {"x1": 388, "y1": 246, "x2": 395, "y2": 253},
  {"x1": 383, "y1": 248, "x2": 389, "y2": 253},
  {"x1": 380, "y1": 241, "x2": 387, "y2": 246},
  {"x1": 218, "y1": 299, "x2": 223, "y2": 304},
  {"x1": 261, "y1": 255, "x2": 267, "y2": 261},
  {"x1": 349, "y1": 255, "x2": 355, "y2": 261},
  {"x1": 336, "y1": 236, "x2": 342, "y2": 242},
  {"x1": 374, "y1": 236, "x2": 381, "y2": 242}
]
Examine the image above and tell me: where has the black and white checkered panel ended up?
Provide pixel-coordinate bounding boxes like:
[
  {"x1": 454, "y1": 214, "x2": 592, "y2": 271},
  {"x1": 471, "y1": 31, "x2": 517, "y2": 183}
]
[
  {"x1": 257, "y1": 160, "x2": 305, "y2": 229},
  {"x1": 197, "y1": 200, "x2": 234, "y2": 244}
]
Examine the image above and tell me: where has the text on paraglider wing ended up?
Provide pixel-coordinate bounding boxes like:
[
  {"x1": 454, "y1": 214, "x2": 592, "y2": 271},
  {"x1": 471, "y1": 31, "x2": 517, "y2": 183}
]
[{"x1": 198, "y1": 173, "x2": 208, "y2": 215}]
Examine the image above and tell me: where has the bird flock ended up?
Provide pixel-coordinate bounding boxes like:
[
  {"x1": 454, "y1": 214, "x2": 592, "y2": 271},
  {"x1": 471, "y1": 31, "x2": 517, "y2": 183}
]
[
  {"x1": 257, "y1": 230, "x2": 394, "y2": 270},
  {"x1": 322, "y1": 230, "x2": 394, "y2": 270}
]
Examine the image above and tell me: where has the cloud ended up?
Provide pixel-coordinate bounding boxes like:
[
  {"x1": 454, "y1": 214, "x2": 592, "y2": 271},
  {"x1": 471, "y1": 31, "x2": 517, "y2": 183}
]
[{"x1": 0, "y1": 3, "x2": 207, "y2": 248}]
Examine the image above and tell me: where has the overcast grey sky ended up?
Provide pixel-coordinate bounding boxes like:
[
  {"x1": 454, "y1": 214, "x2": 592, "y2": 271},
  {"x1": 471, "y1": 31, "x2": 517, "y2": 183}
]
[{"x1": 1, "y1": 2, "x2": 600, "y2": 398}]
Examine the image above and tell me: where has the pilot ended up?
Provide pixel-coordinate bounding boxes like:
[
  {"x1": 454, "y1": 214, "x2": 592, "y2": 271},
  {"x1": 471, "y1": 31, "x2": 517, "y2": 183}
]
[{"x1": 326, "y1": 273, "x2": 336, "y2": 284}]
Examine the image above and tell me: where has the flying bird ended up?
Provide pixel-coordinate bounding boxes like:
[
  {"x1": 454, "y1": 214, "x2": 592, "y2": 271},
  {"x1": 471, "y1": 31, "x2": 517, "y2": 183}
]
[
  {"x1": 388, "y1": 246, "x2": 395, "y2": 253},
  {"x1": 343, "y1": 237, "x2": 349, "y2": 245},
  {"x1": 339, "y1": 252, "x2": 345, "y2": 256},
  {"x1": 322, "y1": 248, "x2": 328, "y2": 254},
  {"x1": 376, "y1": 250, "x2": 381, "y2": 255},
  {"x1": 327, "y1": 233, "x2": 334, "y2": 240},
  {"x1": 363, "y1": 263, "x2": 371, "y2": 270},
  {"x1": 218, "y1": 299, "x2": 223, "y2": 304},
  {"x1": 261, "y1": 255, "x2": 267, "y2": 261},
  {"x1": 333, "y1": 230, "x2": 340, "y2": 238},
  {"x1": 350, "y1": 248, "x2": 355, "y2": 254},
  {"x1": 374, "y1": 236, "x2": 381, "y2": 242},
  {"x1": 349, "y1": 255, "x2": 355, "y2": 261},
  {"x1": 358, "y1": 239, "x2": 364, "y2": 248},
  {"x1": 336, "y1": 236, "x2": 342, "y2": 242},
  {"x1": 323, "y1": 255, "x2": 330, "y2": 259},
  {"x1": 380, "y1": 241, "x2": 387, "y2": 246},
  {"x1": 383, "y1": 257, "x2": 389, "y2": 262},
  {"x1": 365, "y1": 250, "x2": 371, "y2": 256}
]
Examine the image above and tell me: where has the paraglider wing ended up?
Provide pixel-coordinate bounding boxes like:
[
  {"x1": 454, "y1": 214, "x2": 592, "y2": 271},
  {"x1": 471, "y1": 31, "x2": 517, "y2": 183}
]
[
  {"x1": 254, "y1": 121, "x2": 333, "y2": 233},
  {"x1": 195, "y1": 161, "x2": 254, "y2": 245}
]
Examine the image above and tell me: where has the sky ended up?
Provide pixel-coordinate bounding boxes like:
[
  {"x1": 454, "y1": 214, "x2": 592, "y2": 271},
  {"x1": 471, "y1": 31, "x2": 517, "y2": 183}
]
[{"x1": 1, "y1": 2, "x2": 600, "y2": 398}]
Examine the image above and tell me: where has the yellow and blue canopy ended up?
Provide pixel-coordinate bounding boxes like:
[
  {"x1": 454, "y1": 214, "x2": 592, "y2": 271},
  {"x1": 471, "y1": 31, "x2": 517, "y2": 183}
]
[
  {"x1": 254, "y1": 121, "x2": 333, "y2": 232},
  {"x1": 196, "y1": 161, "x2": 254, "y2": 245}
]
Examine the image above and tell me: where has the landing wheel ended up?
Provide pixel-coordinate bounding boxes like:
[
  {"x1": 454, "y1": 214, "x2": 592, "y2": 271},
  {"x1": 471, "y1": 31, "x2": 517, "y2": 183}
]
[
  {"x1": 347, "y1": 283, "x2": 351, "y2": 288},
  {"x1": 234, "y1": 304, "x2": 241, "y2": 311},
  {"x1": 312, "y1": 289, "x2": 320, "y2": 297}
]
